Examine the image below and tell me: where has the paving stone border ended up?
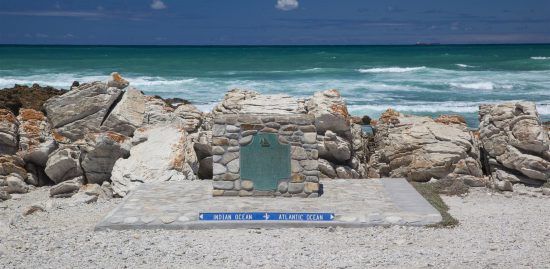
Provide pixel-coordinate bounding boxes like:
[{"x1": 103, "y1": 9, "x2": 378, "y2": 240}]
[
  {"x1": 95, "y1": 178, "x2": 442, "y2": 231},
  {"x1": 212, "y1": 114, "x2": 320, "y2": 197}
]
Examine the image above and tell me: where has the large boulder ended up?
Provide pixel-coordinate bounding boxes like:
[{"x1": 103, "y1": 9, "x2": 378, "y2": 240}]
[
  {"x1": 0, "y1": 109, "x2": 18, "y2": 155},
  {"x1": 111, "y1": 125, "x2": 198, "y2": 197},
  {"x1": 80, "y1": 132, "x2": 131, "y2": 184},
  {"x1": 141, "y1": 96, "x2": 204, "y2": 133},
  {"x1": 0, "y1": 155, "x2": 27, "y2": 180},
  {"x1": 212, "y1": 89, "x2": 306, "y2": 115},
  {"x1": 318, "y1": 130, "x2": 351, "y2": 163},
  {"x1": 44, "y1": 145, "x2": 83, "y2": 184},
  {"x1": 43, "y1": 82, "x2": 123, "y2": 140},
  {"x1": 368, "y1": 110, "x2": 483, "y2": 182},
  {"x1": 5, "y1": 174, "x2": 29, "y2": 194},
  {"x1": 142, "y1": 96, "x2": 175, "y2": 125},
  {"x1": 479, "y1": 102, "x2": 550, "y2": 185},
  {"x1": 16, "y1": 109, "x2": 57, "y2": 167},
  {"x1": 172, "y1": 104, "x2": 204, "y2": 133},
  {"x1": 306, "y1": 89, "x2": 350, "y2": 135},
  {"x1": 101, "y1": 87, "x2": 145, "y2": 136},
  {"x1": 49, "y1": 177, "x2": 84, "y2": 198}
]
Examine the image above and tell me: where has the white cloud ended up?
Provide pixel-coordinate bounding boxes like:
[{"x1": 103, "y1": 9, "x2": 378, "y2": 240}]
[
  {"x1": 150, "y1": 0, "x2": 167, "y2": 10},
  {"x1": 276, "y1": 0, "x2": 299, "y2": 11}
]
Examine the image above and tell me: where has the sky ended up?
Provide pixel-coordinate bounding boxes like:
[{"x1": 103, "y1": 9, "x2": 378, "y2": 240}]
[{"x1": 0, "y1": 0, "x2": 549, "y2": 45}]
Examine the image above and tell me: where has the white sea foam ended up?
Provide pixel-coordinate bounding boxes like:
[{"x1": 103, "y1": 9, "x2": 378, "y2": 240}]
[
  {"x1": 130, "y1": 77, "x2": 197, "y2": 86},
  {"x1": 349, "y1": 103, "x2": 479, "y2": 114},
  {"x1": 194, "y1": 103, "x2": 217, "y2": 113},
  {"x1": 456, "y1": 64, "x2": 474, "y2": 68},
  {"x1": 357, "y1": 67, "x2": 426, "y2": 73},
  {"x1": 531, "y1": 56, "x2": 550, "y2": 60},
  {"x1": 349, "y1": 101, "x2": 550, "y2": 115},
  {"x1": 449, "y1": 82, "x2": 513, "y2": 91},
  {"x1": 0, "y1": 74, "x2": 197, "y2": 88}
]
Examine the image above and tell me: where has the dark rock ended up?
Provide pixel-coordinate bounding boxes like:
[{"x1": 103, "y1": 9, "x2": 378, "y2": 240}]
[
  {"x1": 198, "y1": 156, "x2": 213, "y2": 179},
  {"x1": 361, "y1": 115, "x2": 372, "y2": 125},
  {"x1": 0, "y1": 84, "x2": 66, "y2": 115}
]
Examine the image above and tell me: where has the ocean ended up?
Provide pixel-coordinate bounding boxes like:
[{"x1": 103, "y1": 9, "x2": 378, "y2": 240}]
[{"x1": 1, "y1": 44, "x2": 549, "y2": 127}]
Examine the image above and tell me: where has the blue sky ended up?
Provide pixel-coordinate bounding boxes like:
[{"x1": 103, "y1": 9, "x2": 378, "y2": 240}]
[{"x1": 1, "y1": 0, "x2": 549, "y2": 45}]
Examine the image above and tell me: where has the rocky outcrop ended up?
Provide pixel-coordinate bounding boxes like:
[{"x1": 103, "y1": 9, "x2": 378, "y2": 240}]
[
  {"x1": 368, "y1": 110, "x2": 483, "y2": 182},
  {"x1": 306, "y1": 89, "x2": 350, "y2": 136},
  {"x1": 80, "y1": 132, "x2": 131, "y2": 184},
  {"x1": 111, "y1": 125, "x2": 198, "y2": 197},
  {"x1": 0, "y1": 84, "x2": 66, "y2": 115},
  {"x1": 43, "y1": 82, "x2": 123, "y2": 140},
  {"x1": 306, "y1": 89, "x2": 363, "y2": 178},
  {"x1": 44, "y1": 145, "x2": 83, "y2": 184},
  {"x1": 479, "y1": 102, "x2": 550, "y2": 186},
  {"x1": 101, "y1": 88, "x2": 145, "y2": 136},
  {"x1": 0, "y1": 109, "x2": 18, "y2": 155},
  {"x1": 16, "y1": 109, "x2": 57, "y2": 167}
]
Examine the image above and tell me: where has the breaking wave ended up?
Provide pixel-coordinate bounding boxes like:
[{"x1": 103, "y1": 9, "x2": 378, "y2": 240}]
[
  {"x1": 449, "y1": 82, "x2": 513, "y2": 91},
  {"x1": 531, "y1": 56, "x2": 550, "y2": 60},
  {"x1": 357, "y1": 66, "x2": 426, "y2": 73}
]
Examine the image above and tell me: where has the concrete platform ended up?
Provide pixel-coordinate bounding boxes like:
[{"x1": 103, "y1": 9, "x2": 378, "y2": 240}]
[{"x1": 95, "y1": 178, "x2": 442, "y2": 230}]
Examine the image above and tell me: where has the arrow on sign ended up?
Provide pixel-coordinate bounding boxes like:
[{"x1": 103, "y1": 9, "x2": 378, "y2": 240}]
[{"x1": 199, "y1": 214, "x2": 204, "y2": 220}]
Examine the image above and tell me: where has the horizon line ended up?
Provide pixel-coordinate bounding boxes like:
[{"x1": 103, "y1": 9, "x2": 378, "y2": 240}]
[{"x1": 1, "y1": 42, "x2": 550, "y2": 47}]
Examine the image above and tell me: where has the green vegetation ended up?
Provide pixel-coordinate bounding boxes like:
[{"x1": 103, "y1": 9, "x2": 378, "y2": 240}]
[{"x1": 412, "y1": 182, "x2": 459, "y2": 228}]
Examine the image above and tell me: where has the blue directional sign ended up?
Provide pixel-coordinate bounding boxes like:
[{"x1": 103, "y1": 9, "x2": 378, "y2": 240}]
[{"x1": 199, "y1": 212, "x2": 335, "y2": 222}]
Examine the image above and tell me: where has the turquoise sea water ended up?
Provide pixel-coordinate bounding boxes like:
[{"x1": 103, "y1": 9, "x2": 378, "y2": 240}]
[{"x1": 1, "y1": 45, "x2": 549, "y2": 127}]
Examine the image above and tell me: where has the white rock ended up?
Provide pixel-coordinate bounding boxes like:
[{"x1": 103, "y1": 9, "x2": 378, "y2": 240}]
[
  {"x1": 111, "y1": 125, "x2": 197, "y2": 197},
  {"x1": 101, "y1": 87, "x2": 145, "y2": 136},
  {"x1": 495, "y1": 180, "x2": 513, "y2": 192},
  {"x1": 306, "y1": 89, "x2": 350, "y2": 135},
  {"x1": 212, "y1": 89, "x2": 306, "y2": 115}
]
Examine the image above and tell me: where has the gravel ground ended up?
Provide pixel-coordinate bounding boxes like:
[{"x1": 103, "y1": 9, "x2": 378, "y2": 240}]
[{"x1": 1, "y1": 186, "x2": 549, "y2": 269}]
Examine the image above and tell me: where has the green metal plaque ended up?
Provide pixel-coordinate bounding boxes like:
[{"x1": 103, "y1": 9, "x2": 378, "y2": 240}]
[{"x1": 240, "y1": 133, "x2": 291, "y2": 191}]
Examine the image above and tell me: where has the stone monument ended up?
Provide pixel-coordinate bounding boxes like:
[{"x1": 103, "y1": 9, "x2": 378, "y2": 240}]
[{"x1": 212, "y1": 114, "x2": 320, "y2": 197}]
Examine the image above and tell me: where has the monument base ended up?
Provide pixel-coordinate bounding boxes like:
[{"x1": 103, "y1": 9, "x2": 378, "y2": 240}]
[{"x1": 95, "y1": 178, "x2": 442, "y2": 231}]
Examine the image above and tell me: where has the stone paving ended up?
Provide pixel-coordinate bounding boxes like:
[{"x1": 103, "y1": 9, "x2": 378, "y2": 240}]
[{"x1": 95, "y1": 178, "x2": 442, "y2": 230}]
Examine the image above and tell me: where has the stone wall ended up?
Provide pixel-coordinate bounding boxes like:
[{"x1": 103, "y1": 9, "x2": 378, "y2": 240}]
[{"x1": 212, "y1": 114, "x2": 320, "y2": 197}]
